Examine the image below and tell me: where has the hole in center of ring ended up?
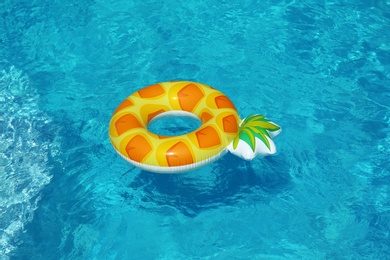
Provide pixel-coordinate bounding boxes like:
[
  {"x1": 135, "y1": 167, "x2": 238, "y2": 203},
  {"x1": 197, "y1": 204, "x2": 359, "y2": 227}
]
[{"x1": 147, "y1": 111, "x2": 202, "y2": 136}]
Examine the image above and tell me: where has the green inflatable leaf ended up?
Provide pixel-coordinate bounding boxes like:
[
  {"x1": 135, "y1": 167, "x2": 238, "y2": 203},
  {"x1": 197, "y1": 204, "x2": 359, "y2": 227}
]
[{"x1": 232, "y1": 114, "x2": 280, "y2": 151}]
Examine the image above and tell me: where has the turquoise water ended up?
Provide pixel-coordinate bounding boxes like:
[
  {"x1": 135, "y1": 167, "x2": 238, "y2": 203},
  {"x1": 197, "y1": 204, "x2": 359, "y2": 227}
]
[{"x1": 1, "y1": 0, "x2": 389, "y2": 259}]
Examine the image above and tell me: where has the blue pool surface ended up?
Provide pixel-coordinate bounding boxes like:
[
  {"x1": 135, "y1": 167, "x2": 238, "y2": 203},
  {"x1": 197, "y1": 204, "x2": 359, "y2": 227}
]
[{"x1": 1, "y1": 0, "x2": 390, "y2": 259}]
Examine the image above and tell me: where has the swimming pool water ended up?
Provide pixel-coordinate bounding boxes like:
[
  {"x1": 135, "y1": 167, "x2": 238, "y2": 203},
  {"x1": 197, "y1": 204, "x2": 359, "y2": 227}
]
[{"x1": 1, "y1": 0, "x2": 389, "y2": 259}]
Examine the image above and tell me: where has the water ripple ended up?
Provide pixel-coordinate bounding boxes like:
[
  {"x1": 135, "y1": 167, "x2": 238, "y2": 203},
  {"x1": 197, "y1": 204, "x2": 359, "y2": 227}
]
[{"x1": 0, "y1": 65, "x2": 59, "y2": 258}]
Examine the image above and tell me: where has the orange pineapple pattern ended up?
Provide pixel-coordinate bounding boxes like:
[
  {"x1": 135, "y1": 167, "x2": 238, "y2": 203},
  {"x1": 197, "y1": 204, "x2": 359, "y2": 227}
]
[{"x1": 109, "y1": 81, "x2": 240, "y2": 172}]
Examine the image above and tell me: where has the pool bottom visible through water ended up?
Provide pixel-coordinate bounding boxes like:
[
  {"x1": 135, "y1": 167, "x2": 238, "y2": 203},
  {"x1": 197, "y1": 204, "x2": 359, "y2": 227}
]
[{"x1": 147, "y1": 112, "x2": 202, "y2": 136}]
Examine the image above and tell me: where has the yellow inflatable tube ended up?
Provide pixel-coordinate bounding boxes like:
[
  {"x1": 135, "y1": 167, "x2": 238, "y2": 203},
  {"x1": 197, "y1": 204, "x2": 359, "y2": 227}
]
[{"x1": 109, "y1": 81, "x2": 281, "y2": 173}]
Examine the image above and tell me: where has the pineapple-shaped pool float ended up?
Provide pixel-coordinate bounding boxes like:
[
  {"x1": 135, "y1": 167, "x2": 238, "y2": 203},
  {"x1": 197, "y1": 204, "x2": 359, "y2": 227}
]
[{"x1": 109, "y1": 81, "x2": 281, "y2": 173}]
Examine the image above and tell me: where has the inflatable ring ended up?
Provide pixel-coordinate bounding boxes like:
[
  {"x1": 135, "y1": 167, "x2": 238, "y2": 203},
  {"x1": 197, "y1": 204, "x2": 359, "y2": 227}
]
[{"x1": 109, "y1": 81, "x2": 281, "y2": 173}]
